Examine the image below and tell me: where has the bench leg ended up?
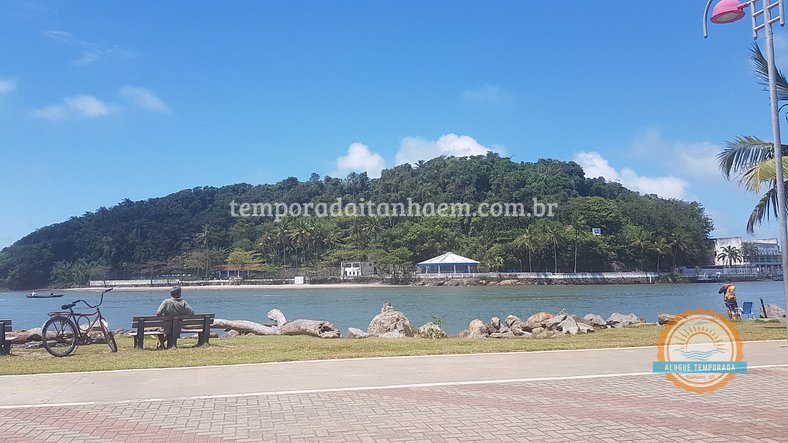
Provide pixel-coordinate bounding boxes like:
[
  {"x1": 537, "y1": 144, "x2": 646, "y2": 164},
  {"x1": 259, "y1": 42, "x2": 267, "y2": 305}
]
[{"x1": 1, "y1": 344, "x2": 8, "y2": 355}]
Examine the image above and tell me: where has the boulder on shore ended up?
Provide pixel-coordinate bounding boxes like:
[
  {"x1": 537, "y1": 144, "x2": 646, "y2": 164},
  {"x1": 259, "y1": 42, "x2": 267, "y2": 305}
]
[
  {"x1": 607, "y1": 312, "x2": 643, "y2": 328},
  {"x1": 657, "y1": 313, "x2": 677, "y2": 325},
  {"x1": 367, "y1": 303, "x2": 414, "y2": 337},
  {"x1": 762, "y1": 304, "x2": 787, "y2": 319},
  {"x1": 347, "y1": 327, "x2": 369, "y2": 339},
  {"x1": 417, "y1": 322, "x2": 447, "y2": 339}
]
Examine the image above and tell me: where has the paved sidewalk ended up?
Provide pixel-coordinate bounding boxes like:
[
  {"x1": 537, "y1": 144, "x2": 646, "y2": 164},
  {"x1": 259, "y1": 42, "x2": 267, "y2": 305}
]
[{"x1": 2, "y1": 341, "x2": 788, "y2": 442}]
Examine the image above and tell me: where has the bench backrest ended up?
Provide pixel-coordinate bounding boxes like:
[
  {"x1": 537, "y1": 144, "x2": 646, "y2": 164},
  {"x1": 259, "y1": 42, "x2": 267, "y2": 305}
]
[
  {"x1": 131, "y1": 314, "x2": 214, "y2": 330},
  {"x1": 177, "y1": 314, "x2": 215, "y2": 329},
  {"x1": 0, "y1": 319, "x2": 10, "y2": 334},
  {"x1": 131, "y1": 315, "x2": 174, "y2": 329}
]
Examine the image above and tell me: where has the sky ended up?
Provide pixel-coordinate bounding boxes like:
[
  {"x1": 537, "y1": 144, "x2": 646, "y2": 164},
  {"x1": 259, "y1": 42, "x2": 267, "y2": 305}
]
[{"x1": 2, "y1": 0, "x2": 788, "y2": 249}]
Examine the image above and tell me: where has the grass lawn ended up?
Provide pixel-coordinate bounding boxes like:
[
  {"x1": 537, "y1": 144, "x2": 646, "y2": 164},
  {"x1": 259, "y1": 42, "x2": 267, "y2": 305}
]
[{"x1": 1, "y1": 320, "x2": 785, "y2": 376}]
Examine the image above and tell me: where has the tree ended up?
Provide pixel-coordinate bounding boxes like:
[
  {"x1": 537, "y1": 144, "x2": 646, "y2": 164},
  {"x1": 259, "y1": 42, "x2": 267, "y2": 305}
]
[
  {"x1": 514, "y1": 226, "x2": 542, "y2": 272},
  {"x1": 717, "y1": 44, "x2": 788, "y2": 233},
  {"x1": 740, "y1": 242, "x2": 759, "y2": 274},
  {"x1": 717, "y1": 245, "x2": 743, "y2": 268},
  {"x1": 651, "y1": 237, "x2": 671, "y2": 272}
]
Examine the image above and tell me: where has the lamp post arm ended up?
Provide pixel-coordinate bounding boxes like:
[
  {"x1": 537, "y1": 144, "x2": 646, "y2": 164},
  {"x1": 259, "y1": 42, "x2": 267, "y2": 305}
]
[{"x1": 704, "y1": 0, "x2": 714, "y2": 38}]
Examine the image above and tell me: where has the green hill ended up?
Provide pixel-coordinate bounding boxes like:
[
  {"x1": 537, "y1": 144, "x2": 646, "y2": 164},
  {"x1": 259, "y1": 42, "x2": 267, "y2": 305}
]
[{"x1": 0, "y1": 154, "x2": 713, "y2": 289}]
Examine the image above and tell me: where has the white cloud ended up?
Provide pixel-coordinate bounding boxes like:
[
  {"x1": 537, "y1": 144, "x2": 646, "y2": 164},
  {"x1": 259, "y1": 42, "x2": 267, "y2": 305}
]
[
  {"x1": 631, "y1": 129, "x2": 722, "y2": 180},
  {"x1": 119, "y1": 85, "x2": 170, "y2": 113},
  {"x1": 31, "y1": 95, "x2": 111, "y2": 120},
  {"x1": 462, "y1": 84, "x2": 512, "y2": 105},
  {"x1": 334, "y1": 143, "x2": 386, "y2": 178},
  {"x1": 43, "y1": 30, "x2": 135, "y2": 66},
  {"x1": 574, "y1": 151, "x2": 689, "y2": 200},
  {"x1": 395, "y1": 133, "x2": 506, "y2": 165},
  {"x1": 0, "y1": 78, "x2": 16, "y2": 94}
]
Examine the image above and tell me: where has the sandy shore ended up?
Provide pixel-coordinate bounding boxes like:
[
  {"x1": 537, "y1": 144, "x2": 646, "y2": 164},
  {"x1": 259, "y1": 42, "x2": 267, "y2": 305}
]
[{"x1": 65, "y1": 283, "x2": 408, "y2": 292}]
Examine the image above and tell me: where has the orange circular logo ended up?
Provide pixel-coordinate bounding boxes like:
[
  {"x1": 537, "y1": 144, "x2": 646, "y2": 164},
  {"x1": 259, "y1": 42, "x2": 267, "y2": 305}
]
[{"x1": 656, "y1": 309, "x2": 744, "y2": 394}]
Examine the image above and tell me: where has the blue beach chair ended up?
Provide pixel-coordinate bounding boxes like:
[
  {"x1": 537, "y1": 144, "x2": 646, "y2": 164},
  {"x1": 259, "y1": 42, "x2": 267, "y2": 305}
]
[{"x1": 737, "y1": 301, "x2": 755, "y2": 320}]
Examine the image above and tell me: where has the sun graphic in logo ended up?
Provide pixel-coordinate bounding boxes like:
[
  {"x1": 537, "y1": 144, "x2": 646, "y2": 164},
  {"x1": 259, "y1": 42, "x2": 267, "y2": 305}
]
[{"x1": 657, "y1": 309, "x2": 743, "y2": 394}]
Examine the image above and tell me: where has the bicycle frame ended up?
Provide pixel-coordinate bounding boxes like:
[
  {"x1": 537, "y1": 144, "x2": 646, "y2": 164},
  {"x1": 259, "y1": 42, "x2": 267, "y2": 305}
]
[{"x1": 47, "y1": 307, "x2": 107, "y2": 340}]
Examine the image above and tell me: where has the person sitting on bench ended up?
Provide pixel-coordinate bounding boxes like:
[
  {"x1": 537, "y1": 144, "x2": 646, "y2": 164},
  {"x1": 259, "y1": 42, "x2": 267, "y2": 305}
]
[{"x1": 156, "y1": 286, "x2": 194, "y2": 348}]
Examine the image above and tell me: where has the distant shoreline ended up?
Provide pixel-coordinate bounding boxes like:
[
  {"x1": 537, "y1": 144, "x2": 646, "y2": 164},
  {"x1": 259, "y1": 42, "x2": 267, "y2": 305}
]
[{"x1": 65, "y1": 283, "x2": 406, "y2": 292}]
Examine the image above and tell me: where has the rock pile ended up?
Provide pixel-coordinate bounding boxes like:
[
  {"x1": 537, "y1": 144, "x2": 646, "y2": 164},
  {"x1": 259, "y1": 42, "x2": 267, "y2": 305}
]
[{"x1": 458, "y1": 308, "x2": 650, "y2": 338}]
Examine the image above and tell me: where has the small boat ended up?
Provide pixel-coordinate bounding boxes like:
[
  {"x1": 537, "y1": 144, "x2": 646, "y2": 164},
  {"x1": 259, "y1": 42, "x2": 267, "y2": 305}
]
[{"x1": 27, "y1": 291, "x2": 64, "y2": 299}]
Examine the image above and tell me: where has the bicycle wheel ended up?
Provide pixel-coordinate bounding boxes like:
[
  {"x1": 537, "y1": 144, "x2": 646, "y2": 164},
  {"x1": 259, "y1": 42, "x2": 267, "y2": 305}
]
[
  {"x1": 101, "y1": 320, "x2": 118, "y2": 352},
  {"x1": 42, "y1": 316, "x2": 78, "y2": 357}
]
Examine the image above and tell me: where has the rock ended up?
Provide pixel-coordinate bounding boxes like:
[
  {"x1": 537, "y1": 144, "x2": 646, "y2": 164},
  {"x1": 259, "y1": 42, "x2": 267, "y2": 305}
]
[
  {"x1": 468, "y1": 319, "x2": 489, "y2": 336},
  {"x1": 225, "y1": 329, "x2": 240, "y2": 337},
  {"x1": 367, "y1": 303, "x2": 414, "y2": 337},
  {"x1": 498, "y1": 279, "x2": 520, "y2": 286},
  {"x1": 378, "y1": 331, "x2": 406, "y2": 339},
  {"x1": 658, "y1": 313, "x2": 677, "y2": 325},
  {"x1": 468, "y1": 331, "x2": 488, "y2": 339},
  {"x1": 531, "y1": 327, "x2": 544, "y2": 336},
  {"x1": 489, "y1": 331, "x2": 516, "y2": 339},
  {"x1": 458, "y1": 329, "x2": 470, "y2": 338},
  {"x1": 490, "y1": 317, "x2": 502, "y2": 331},
  {"x1": 347, "y1": 327, "x2": 369, "y2": 339},
  {"x1": 607, "y1": 313, "x2": 643, "y2": 328},
  {"x1": 543, "y1": 314, "x2": 567, "y2": 330},
  {"x1": 534, "y1": 330, "x2": 555, "y2": 339},
  {"x1": 23, "y1": 341, "x2": 42, "y2": 349},
  {"x1": 416, "y1": 322, "x2": 447, "y2": 339},
  {"x1": 526, "y1": 312, "x2": 553, "y2": 326},
  {"x1": 583, "y1": 314, "x2": 607, "y2": 328},
  {"x1": 505, "y1": 315, "x2": 523, "y2": 328},
  {"x1": 577, "y1": 322, "x2": 594, "y2": 334},
  {"x1": 762, "y1": 304, "x2": 787, "y2": 319},
  {"x1": 572, "y1": 315, "x2": 591, "y2": 326},
  {"x1": 558, "y1": 316, "x2": 579, "y2": 335}
]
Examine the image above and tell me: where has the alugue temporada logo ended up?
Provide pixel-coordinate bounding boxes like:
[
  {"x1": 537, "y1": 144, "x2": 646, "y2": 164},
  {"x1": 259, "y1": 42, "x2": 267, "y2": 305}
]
[{"x1": 653, "y1": 309, "x2": 746, "y2": 394}]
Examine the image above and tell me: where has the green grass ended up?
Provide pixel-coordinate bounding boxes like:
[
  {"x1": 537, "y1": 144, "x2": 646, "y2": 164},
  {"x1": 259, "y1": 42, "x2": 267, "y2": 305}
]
[{"x1": 1, "y1": 321, "x2": 785, "y2": 376}]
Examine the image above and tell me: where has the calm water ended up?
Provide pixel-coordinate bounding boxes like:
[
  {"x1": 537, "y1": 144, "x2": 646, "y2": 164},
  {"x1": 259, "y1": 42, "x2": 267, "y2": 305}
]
[{"x1": 1, "y1": 282, "x2": 786, "y2": 334}]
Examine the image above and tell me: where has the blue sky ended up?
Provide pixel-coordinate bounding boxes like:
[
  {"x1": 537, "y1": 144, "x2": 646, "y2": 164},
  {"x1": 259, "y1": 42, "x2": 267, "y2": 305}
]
[{"x1": 1, "y1": 0, "x2": 788, "y2": 249}]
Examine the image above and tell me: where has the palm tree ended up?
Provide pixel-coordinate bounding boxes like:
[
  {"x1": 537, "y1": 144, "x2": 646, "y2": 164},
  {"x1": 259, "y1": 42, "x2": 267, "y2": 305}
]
[
  {"x1": 668, "y1": 232, "x2": 690, "y2": 268},
  {"x1": 626, "y1": 226, "x2": 653, "y2": 271},
  {"x1": 740, "y1": 242, "x2": 759, "y2": 274},
  {"x1": 718, "y1": 43, "x2": 788, "y2": 233},
  {"x1": 717, "y1": 245, "x2": 743, "y2": 269},
  {"x1": 539, "y1": 221, "x2": 563, "y2": 273},
  {"x1": 515, "y1": 226, "x2": 542, "y2": 272},
  {"x1": 195, "y1": 225, "x2": 214, "y2": 278},
  {"x1": 651, "y1": 237, "x2": 671, "y2": 272}
]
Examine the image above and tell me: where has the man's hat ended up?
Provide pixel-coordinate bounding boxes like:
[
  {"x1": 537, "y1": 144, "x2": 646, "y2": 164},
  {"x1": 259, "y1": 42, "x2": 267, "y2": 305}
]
[{"x1": 170, "y1": 286, "x2": 182, "y2": 297}]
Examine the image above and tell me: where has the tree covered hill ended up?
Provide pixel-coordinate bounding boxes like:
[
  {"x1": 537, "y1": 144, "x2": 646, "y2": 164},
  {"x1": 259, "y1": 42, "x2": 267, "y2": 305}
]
[{"x1": 0, "y1": 154, "x2": 713, "y2": 289}]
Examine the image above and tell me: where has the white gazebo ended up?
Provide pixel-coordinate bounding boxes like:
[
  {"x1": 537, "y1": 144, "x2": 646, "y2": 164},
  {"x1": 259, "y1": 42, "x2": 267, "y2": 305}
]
[{"x1": 417, "y1": 252, "x2": 479, "y2": 274}]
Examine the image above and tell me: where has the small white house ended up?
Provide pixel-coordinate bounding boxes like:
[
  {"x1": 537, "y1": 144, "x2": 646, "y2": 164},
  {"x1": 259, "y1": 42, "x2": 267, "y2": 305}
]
[{"x1": 341, "y1": 261, "x2": 377, "y2": 278}]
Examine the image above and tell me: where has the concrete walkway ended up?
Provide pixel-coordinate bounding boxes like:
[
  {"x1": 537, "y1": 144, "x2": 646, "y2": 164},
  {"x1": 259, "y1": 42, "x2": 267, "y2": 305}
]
[{"x1": 2, "y1": 341, "x2": 788, "y2": 442}]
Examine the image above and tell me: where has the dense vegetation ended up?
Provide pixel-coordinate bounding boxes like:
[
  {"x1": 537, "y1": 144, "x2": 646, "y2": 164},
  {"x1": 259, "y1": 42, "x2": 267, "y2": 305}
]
[{"x1": 0, "y1": 154, "x2": 714, "y2": 289}]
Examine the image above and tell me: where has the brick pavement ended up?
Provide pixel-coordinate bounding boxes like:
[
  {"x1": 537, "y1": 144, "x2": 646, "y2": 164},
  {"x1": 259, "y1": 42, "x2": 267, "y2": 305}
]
[{"x1": 2, "y1": 367, "x2": 787, "y2": 442}]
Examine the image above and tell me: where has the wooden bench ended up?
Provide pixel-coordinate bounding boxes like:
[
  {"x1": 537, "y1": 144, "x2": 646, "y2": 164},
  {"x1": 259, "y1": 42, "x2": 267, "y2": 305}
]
[
  {"x1": 1, "y1": 319, "x2": 15, "y2": 355},
  {"x1": 131, "y1": 314, "x2": 214, "y2": 349}
]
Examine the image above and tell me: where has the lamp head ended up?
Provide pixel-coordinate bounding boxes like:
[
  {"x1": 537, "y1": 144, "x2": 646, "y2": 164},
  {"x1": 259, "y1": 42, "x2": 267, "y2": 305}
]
[{"x1": 711, "y1": 0, "x2": 747, "y2": 24}]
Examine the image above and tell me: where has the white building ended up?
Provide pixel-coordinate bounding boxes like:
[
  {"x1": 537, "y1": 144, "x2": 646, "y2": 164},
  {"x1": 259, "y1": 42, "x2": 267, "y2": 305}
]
[
  {"x1": 712, "y1": 237, "x2": 781, "y2": 274},
  {"x1": 340, "y1": 261, "x2": 377, "y2": 278}
]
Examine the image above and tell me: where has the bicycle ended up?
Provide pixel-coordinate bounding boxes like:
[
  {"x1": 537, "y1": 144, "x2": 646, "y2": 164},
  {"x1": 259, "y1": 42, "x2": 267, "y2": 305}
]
[{"x1": 42, "y1": 288, "x2": 118, "y2": 357}]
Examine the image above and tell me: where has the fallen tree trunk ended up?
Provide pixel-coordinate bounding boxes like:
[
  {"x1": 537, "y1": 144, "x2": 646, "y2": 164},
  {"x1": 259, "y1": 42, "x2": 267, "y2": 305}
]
[
  {"x1": 212, "y1": 319, "x2": 279, "y2": 335},
  {"x1": 267, "y1": 309, "x2": 287, "y2": 327},
  {"x1": 279, "y1": 319, "x2": 341, "y2": 339}
]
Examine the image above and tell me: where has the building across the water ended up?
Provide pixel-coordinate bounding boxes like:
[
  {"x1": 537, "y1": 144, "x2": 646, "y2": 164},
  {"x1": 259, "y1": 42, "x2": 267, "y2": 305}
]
[
  {"x1": 340, "y1": 261, "x2": 377, "y2": 278},
  {"x1": 711, "y1": 237, "x2": 781, "y2": 275},
  {"x1": 417, "y1": 252, "x2": 480, "y2": 274}
]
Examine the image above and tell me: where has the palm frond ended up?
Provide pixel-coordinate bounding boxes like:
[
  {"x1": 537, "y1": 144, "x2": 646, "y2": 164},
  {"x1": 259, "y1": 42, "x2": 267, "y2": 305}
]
[
  {"x1": 717, "y1": 135, "x2": 774, "y2": 178},
  {"x1": 751, "y1": 43, "x2": 788, "y2": 101},
  {"x1": 746, "y1": 187, "x2": 779, "y2": 234},
  {"x1": 738, "y1": 157, "x2": 788, "y2": 193}
]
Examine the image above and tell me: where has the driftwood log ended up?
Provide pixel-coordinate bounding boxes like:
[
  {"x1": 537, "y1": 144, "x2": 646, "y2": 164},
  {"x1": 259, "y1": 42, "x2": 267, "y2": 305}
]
[
  {"x1": 279, "y1": 320, "x2": 341, "y2": 338},
  {"x1": 213, "y1": 309, "x2": 340, "y2": 338},
  {"x1": 212, "y1": 319, "x2": 279, "y2": 335}
]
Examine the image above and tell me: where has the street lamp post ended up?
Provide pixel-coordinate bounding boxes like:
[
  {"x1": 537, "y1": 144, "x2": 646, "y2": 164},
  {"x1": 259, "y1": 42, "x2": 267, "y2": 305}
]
[{"x1": 703, "y1": 0, "x2": 788, "y2": 333}]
